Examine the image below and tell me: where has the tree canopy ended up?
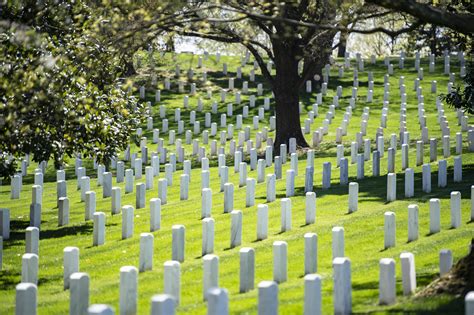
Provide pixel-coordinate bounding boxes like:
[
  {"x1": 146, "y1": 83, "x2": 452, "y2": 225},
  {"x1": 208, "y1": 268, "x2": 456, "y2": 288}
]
[
  {"x1": 1, "y1": 0, "x2": 470, "y2": 178},
  {"x1": 442, "y1": 62, "x2": 474, "y2": 114},
  {"x1": 0, "y1": 1, "x2": 148, "y2": 178}
]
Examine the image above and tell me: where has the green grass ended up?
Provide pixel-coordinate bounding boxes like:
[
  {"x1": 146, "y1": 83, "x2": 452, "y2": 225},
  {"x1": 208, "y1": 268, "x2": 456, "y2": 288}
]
[{"x1": 0, "y1": 52, "x2": 473, "y2": 314}]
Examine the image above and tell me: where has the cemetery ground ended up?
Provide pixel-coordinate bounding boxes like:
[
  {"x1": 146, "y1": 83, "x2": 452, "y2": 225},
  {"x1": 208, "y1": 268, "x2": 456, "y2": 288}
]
[{"x1": 1, "y1": 51, "x2": 473, "y2": 314}]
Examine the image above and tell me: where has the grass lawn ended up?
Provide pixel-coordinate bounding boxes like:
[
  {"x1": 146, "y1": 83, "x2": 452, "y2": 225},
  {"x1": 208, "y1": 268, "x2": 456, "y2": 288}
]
[{"x1": 0, "y1": 51, "x2": 473, "y2": 314}]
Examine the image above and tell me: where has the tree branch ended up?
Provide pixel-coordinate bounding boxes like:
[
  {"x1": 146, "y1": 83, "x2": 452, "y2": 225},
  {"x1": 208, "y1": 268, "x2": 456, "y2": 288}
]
[
  {"x1": 366, "y1": 0, "x2": 474, "y2": 34},
  {"x1": 350, "y1": 21, "x2": 422, "y2": 37},
  {"x1": 244, "y1": 43, "x2": 274, "y2": 86}
]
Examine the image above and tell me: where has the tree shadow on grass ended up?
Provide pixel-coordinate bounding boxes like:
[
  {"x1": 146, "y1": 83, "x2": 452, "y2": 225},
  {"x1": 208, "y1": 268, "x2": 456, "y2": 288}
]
[
  {"x1": 19, "y1": 165, "x2": 78, "y2": 185},
  {"x1": 6, "y1": 221, "x2": 94, "y2": 245},
  {"x1": 0, "y1": 268, "x2": 54, "y2": 291},
  {"x1": 0, "y1": 269, "x2": 20, "y2": 291},
  {"x1": 3, "y1": 220, "x2": 31, "y2": 248},
  {"x1": 39, "y1": 224, "x2": 94, "y2": 240},
  {"x1": 354, "y1": 296, "x2": 464, "y2": 315},
  {"x1": 351, "y1": 279, "x2": 380, "y2": 291},
  {"x1": 293, "y1": 163, "x2": 474, "y2": 204}
]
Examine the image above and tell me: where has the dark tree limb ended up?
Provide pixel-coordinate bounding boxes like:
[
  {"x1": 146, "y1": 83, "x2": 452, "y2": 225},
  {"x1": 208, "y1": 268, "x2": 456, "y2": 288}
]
[
  {"x1": 350, "y1": 21, "x2": 423, "y2": 37},
  {"x1": 207, "y1": 4, "x2": 419, "y2": 39},
  {"x1": 244, "y1": 43, "x2": 274, "y2": 86},
  {"x1": 366, "y1": 0, "x2": 474, "y2": 34}
]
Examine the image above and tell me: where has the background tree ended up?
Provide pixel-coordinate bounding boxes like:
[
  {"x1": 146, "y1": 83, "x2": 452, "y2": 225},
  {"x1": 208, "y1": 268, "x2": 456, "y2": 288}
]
[
  {"x1": 0, "y1": 0, "x2": 429, "y2": 179},
  {"x1": 366, "y1": 0, "x2": 474, "y2": 35},
  {"x1": 442, "y1": 62, "x2": 473, "y2": 114},
  {"x1": 346, "y1": 10, "x2": 417, "y2": 57},
  {"x1": 405, "y1": 23, "x2": 473, "y2": 56},
  {"x1": 0, "y1": 1, "x2": 149, "y2": 178},
  {"x1": 130, "y1": 0, "x2": 419, "y2": 150}
]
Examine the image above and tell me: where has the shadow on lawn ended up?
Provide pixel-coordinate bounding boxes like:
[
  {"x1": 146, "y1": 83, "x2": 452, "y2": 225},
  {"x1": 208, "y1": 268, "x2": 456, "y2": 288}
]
[
  {"x1": 0, "y1": 268, "x2": 55, "y2": 291},
  {"x1": 354, "y1": 296, "x2": 464, "y2": 315},
  {"x1": 254, "y1": 163, "x2": 474, "y2": 205},
  {"x1": 0, "y1": 269, "x2": 21, "y2": 291},
  {"x1": 297, "y1": 163, "x2": 474, "y2": 204},
  {"x1": 6, "y1": 221, "x2": 94, "y2": 246},
  {"x1": 352, "y1": 273, "x2": 464, "y2": 314}
]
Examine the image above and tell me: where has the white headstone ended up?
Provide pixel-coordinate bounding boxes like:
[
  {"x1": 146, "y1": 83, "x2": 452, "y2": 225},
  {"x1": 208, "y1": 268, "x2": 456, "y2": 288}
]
[
  {"x1": 465, "y1": 292, "x2": 474, "y2": 315},
  {"x1": 87, "y1": 304, "x2": 115, "y2": 315},
  {"x1": 258, "y1": 281, "x2": 278, "y2": 315},
  {"x1": 122, "y1": 205, "x2": 134, "y2": 239},
  {"x1": 150, "y1": 294, "x2": 175, "y2": 315},
  {"x1": 304, "y1": 274, "x2": 321, "y2": 315},
  {"x1": 164, "y1": 260, "x2": 181, "y2": 305},
  {"x1": 58, "y1": 197, "x2": 69, "y2": 226},
  {"x1": 139, "y1": 233, "x2": 154, "y2": 272},
  {"x1": 158, "y1": 179, "x2": 167, "y2": 204},
  {"x1": 25, "y1": 227, "x2": 39, "y2": 255},
  {"x1": 450, "y1": 191, "x2": 461, "y2": 228},
  {"x1": 348, "y1": 182, "x2": 358, "y2": 213},
  {"x1": 172, "y1": 225, "x2": 185, "y2": 262},
  {"x1": 150, "y1": 198, "x2": 161, "y2": 232},
  {"x1": 224, "y1": 183, "x2": 234, "y2": 213},
  {"x1": 93, "y1": 212, "x2": 105, "y2": 246},
  {"x1": 239, "y1": 247, "x2": 255, "y2": 293},
  {"x1": 379, "y1": 258, "x2": 396, "y2": 305},
  {"x1": 332, "y1": 227, "x2": 344, "y2": 259},
  {"x1": 439, "y1": 249, "x2": 452, "y2": 276},
  {"x1": 304, "y1": 233, "x2": 318, "y2": 275},
  {"x1": 202, "y1": 254, "x2": 219, "y2": 301},
  {"x1": 387, "y1": 173, "x2": 396, "y2": 202},
  {"x1": 305, "y1": 192, "x2": 316, "y2": 225},
  {"x1": 429, "y1": 198, "x2": 441, "y2": 234},
  {"x1": 333, "y1": 257, "x2": 352, "y2": 315},
  {"x1": 15, "y1": 283, "x2": 37, "y2": 315},
  {"x1": 400, "y1": 252, "x2": 416, "y2": 295},
  {"x1": 273, "y1": 241, "x2": 287, "y2": 283},
  {"x1": 202, "y1": 218, "x2": 215, "y2": 256},
  {"x1": 70, "y1": 272, "x2": 90, "y2": 315},
  {"x1": 207, "y1": 287, "x2": 228, "y2": 315},
  {"x1": 230, "y1": 210, "x2": 242, "y2": 248},
  {"x1": 64, "y1": 246, "x2": 79, "y2": 290}
]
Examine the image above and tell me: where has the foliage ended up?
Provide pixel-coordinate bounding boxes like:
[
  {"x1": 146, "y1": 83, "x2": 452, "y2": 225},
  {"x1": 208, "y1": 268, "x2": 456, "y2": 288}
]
[
  {"x1": 348, "y1": 12, "x2": 414, "y2": 57},
  {"x1": 441, "y1": 61, "x2": 474, "y2": 115},
  {"x1": 137, "y1": 1, "x2": 420, "y2": 149},
  {"x1": 405, "y1": 24, "x2": 472, "y2": 56},
  {"x1": 0, "y1": 0, "x2": 442, "y2": 178},
  {"x1": 0, "y1": 1, "x2": 146, "y2": 178}
]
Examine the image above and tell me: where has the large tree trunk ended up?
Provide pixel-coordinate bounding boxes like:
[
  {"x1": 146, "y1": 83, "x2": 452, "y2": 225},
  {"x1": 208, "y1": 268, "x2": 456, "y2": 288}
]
[
  {"x1": 311, "y1": 51, "x2": 332, "y2": 90},
  {"x1": 165, "y1": 36, "x2": 175, "y2": 52},
  {"x1": 123, "y1": 58, "x2": 137, "y2": 77},
  {"x1": 430, "y1": 25, "x2": 438, "y2": 56},
  {"x1": 337, "y1": 31, "x2": 348, "y2": 58},
  {"x1": 272, "y1": 45, "x2": 309, "y2": 151},
  {"x1": 273, "y1": 82, "x2": 308, "y2": 151}
]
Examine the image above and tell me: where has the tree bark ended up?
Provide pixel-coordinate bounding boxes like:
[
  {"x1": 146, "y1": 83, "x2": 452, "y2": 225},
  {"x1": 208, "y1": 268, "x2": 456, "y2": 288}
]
[
  {"x1": 165, "y1": 36, "x2": 175, "y2": 52},
  {"x1": 272, "y1": 44, "x2": 309, "y2": 151},
  {"x1": 430, "y1": 25, "x2": 438, "y2": 56},
  {"x1": 123, "y1": 59, "x2": 136, "y2": 77},
  {"x1": 273, "y1": 83, "x2": 308, "y2": 151},
  {"x1": 366, "y1": 0, "x2": 474, "y2": 35},
  {"x1": 337, "y1": 31, "x2": 348, "y2": 58}
]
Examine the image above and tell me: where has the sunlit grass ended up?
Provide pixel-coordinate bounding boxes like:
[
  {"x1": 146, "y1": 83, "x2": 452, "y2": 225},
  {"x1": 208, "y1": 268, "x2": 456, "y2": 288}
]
[{"x1": 0, "y1": 52, "x2": 473, "y2": 314}]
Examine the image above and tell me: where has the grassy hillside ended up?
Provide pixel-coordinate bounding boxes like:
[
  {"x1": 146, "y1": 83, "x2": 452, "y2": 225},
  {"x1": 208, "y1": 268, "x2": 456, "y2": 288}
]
[{"x1": 0, "y1": 51, "x2": 473, "y2": 314}]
